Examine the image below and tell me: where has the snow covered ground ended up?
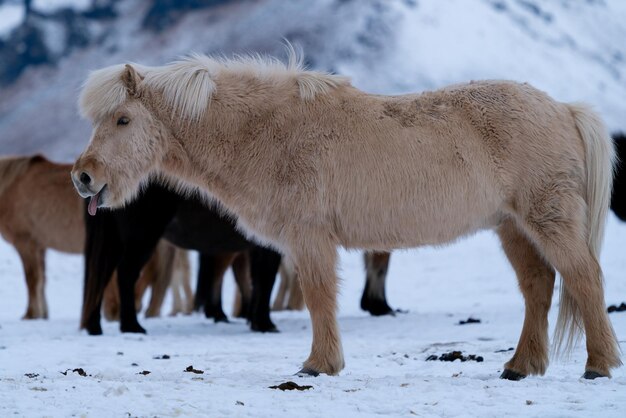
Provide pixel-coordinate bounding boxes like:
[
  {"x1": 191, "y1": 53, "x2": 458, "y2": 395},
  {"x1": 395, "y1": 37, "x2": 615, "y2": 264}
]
[{"x1": 1, "y1": 214, "x2": 625, "y2": 417}]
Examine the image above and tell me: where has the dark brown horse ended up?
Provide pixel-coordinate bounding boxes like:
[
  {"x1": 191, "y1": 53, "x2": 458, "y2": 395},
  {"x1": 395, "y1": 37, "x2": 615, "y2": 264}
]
[{"x1": 82, "y1": 182, "x2": 281, "y2": 335}]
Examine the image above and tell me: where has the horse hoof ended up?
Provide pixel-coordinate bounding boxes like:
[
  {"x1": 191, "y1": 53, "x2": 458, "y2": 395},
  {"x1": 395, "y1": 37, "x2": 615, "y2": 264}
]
[
  {"x1": 296, "y1": 367, "x2": 320, "y2": 377},
  {"x1": 86, "y1": 324, "x2": 103, "y2": 336},
  {"x1": 582, "y1": 371, "x2": 607, "y2": 380},
  {"x1": 362, "y1": 302, "x2": 394, "y2": 316},
  {"x1": 251, "y1": 326, "x2": 279, "y2": 333},
  {"x1": 121, "y1": 324, "x2": 146, "y2": 334},
  {"x1": 214, "y1": 316, "x2": 229, "y2": 324},
  {"x1": 251, "y1": 322, "x2": 279, "y2": 333},
  {"x1": 500, "y1": 369, "x2": 526, "y2": 381}
]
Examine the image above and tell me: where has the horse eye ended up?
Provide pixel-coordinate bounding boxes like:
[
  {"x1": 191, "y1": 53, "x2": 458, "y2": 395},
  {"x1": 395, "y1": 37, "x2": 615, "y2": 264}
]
[{"x1": 117, "y1": 116, "x2": 130, "y2": 126}]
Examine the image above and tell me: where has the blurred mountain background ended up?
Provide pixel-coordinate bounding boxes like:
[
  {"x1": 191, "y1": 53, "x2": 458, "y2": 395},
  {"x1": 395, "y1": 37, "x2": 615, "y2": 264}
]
[{"x1": 0, "y1": 0, "x2": 624, "y2": 161}]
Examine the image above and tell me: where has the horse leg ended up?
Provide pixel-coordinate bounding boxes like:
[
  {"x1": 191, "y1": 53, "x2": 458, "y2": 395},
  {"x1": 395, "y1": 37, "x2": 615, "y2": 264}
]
[
  {"x1": 179, "y1": 252, "x2": 193, "y2": 314},
  {"x1": 497, "y1": 219, "x2": 555, "y2": 380},
  {"x1": 134, "y1": 262, "x2": 154, "y2": 314},
  {"x1": 516, "y1": 195, "x2": 621, "y2": 378},
  {"x1": 102, "y1": 273, "x2": 121, "y2": 321},
  {"x1": 199, "y1": 253, "x2": 235, "y2": 323},
  {"x1": 272, "y1": 261, "x2": 290, "y2": 311},
  {"x1": 168, "y1": 247, "x2": 183, "y2": 316},
  {"x1": 231, "y1": 251, "x2": 252, "y2": 319},
  {"x1": 360, "y1": 251, "x2": 394, "y2": 316},
  {"x1": 194, "y1": 253, "x2": 208, "y2": 311},
  {"x1": 16, "y1": 242, "x2": 46, "y2": 319},
  {"x1": 287, "y1": 277, "x2": 305, "y2": 310},
  {"x1": 279, "y1": 256, "x2": 305, "y2": 311},
  {"x1": 249, "y1": 247, "x2": 281, "y2": 333},
  {"x1": 144, "y1": 242, "x2": 175, "y2": 318},
  {"x1": 169, "y1": 248, "x2": 192, "y2": 315},
  {"x1": 117, "y1": 250, "x2": 156, "y2": 333},
  {"x1": 292, "y1": 242, "x2": 344, "y2": 375}
]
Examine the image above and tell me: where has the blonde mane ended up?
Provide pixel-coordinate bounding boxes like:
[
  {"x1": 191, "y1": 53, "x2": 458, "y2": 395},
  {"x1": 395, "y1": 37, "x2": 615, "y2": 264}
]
[{"x1": 79, "y1": 46, "x2": 350, "y2": 121}]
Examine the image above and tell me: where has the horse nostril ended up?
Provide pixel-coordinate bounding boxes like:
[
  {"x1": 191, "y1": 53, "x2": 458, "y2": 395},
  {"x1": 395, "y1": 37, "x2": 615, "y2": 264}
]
[{"x1": 80, "y1": 172, "x2": 92, "y2": 186}]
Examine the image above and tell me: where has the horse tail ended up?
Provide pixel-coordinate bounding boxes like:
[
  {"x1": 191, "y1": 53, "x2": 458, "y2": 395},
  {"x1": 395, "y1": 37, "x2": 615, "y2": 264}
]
[
  {"x1": 554, "y1": 103, "x2": 616, "y2": 353},
  {"x1": 0, "y1": 155, "x2": 44, "y2": 198},
  {"x1": 81, "y1": 204, "x2": 122, "y2": 330}
]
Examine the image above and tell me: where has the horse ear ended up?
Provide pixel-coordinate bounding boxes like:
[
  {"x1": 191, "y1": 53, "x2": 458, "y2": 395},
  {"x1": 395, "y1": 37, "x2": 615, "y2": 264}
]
[{"x1": 121, "y1": 64, "x2": 144, "y2": 96}]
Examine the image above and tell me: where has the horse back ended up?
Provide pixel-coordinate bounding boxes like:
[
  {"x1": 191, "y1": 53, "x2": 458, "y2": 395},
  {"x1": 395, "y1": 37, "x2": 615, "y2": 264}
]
[
  {"x1": 0, "y1": 155, "x2": 84, "y2": 253},
  {"x1": 0, "y1": 154, "x2": 45, "y2": 199}
]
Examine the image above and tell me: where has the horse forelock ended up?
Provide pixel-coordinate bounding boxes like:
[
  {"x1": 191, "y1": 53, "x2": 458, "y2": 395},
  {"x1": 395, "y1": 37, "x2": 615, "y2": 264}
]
[
  {"x1": 79, "y1": 64, "x2": 133, "y2": 121},
  {"x1": 79, "y1": 47, "x2": 350, "y2": 122}
]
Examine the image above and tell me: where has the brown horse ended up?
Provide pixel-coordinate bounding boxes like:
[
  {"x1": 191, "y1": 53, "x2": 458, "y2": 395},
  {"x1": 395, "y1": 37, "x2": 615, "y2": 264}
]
[
  {"x1": 0, "y1": 155, "x2": 177, "y2": 319},
  {"x1": 71, "y1": 50, "x2": 620, "y2": 379}
]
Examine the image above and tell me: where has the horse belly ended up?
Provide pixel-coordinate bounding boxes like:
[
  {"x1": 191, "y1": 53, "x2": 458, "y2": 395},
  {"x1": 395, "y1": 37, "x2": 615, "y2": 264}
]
[{"x1": 331, "y1": 160, "x2": 502, "y2": 250}]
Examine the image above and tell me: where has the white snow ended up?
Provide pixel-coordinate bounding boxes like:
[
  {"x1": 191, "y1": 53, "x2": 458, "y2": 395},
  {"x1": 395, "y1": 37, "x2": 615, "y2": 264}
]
[
  {"x1": 0, "y1": 2, "x2": 24, "y2": 39},
  {"x1": 1, "y1": 215, "x2": 625, "y2": 417}
]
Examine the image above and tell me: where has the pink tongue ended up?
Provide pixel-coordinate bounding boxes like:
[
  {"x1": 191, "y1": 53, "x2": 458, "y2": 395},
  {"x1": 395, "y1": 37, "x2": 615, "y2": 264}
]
[{"x1": 88, "y1": 192, "x2": 100, "y2": 216}]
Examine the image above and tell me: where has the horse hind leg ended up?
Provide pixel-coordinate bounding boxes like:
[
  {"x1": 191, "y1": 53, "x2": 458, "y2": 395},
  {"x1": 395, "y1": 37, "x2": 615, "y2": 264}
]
[
  {"x1": 144, "y1": 241, "x2": 176, "y2": 318},
  {"x1": 168, "y1": 247, "x2": 192, "y2": 316},
  {"x1": 102, "y1": 273, "x2": 121, "y2": 321},
  {"x1": 16, "y1": 242, "x2": 46, "y2": 320},
  {"x1": 285, "y1": 257, "x2": 305, "y2": 311},
  {"x1": 231, "y1": 251, "x2": 252, "y2": 319},
  {"x1": 199, "y1": 252, "x2": 236, "y2": 323},
  {"x1": 179, "y1": 250, "x2": 193, "y2": 314},
  {"x1": 497, "y1": 219, "x2": 555, "y2": 380},
  {"x1": 271, "y1": 262, "x2": 290, "y2": 311},
  {"x1": 516, "y1": 193, "x2": 621, "y2": 378},
  {"x1": 249, "y1": 247, "x2": 281, "y2": 333},
  {"x1": 272, "y1": 256, "x2": 305, "y2": 312},
  {"x1": 360, "y1": 251, "x2": 394, "y2": 316}
]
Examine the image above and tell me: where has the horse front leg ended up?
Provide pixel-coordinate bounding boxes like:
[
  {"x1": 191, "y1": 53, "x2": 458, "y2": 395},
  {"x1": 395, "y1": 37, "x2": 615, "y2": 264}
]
[
  {"x1": 231, "y1": 251, "x2": 252, "y2": 319},
  {"x1": 117, "y1": 255, "x2": 151, "y2": 334},
  {"x1": 249, "y1": 247, "x2": 281, "y2": 332},
  {"x1": 198, "y1": 252, "x2": 236, "y2": 323},
  {"x1": 293, "y1": 242, "x2": 344, "y2": 376}
]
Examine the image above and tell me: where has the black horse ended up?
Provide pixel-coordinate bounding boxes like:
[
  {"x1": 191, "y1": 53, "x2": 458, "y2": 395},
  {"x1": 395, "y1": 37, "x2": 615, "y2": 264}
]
[
  {"x1": 361, "y1": 132, "x2": 626, "y2": 315},
  {"x1": 81, "y1": 182, "x2": 281, "y2": 335}
]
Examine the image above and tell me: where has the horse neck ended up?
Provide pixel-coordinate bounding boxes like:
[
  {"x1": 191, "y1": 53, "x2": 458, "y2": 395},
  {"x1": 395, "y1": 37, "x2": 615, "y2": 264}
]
[{"x1": 155, "y1": 79, "x2": 300, "y2": 208}]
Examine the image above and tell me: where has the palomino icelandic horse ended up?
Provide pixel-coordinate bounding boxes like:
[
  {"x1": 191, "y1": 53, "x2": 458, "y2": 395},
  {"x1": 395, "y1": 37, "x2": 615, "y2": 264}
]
[
  {"x1": 72, "y1": 51, "x2": 621, "y2": 379},
  {"x1": 0, "y1": 155, "x2": 178, "y2": 319},
  {"x1": 81, "y1": 182, "x2": 281, "y2": 335}
]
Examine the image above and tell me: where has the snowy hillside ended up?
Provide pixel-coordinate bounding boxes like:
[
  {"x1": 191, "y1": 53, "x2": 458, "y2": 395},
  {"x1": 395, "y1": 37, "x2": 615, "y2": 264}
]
[{"x1": 0, "y1": 0, "x2": 625, "y2": 161}]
